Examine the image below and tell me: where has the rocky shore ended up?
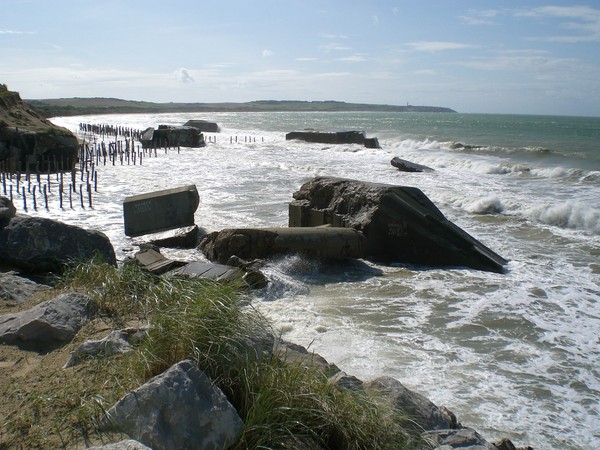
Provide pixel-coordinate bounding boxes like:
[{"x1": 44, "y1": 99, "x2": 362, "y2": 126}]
[
  {"x1": 0, "y1": 195, "x2": 531, "y2": 450},
  {"x1": 1, "y1": 84, "x2": 531, "y2": 449}
]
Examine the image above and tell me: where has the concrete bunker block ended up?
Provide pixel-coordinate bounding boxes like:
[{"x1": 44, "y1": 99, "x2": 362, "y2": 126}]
[{"x1": 123, "y1": 185, "x2": 199, "y2": 237}]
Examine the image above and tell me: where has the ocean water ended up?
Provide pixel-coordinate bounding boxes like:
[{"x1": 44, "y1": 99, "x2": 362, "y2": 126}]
[{"x1": 29, "y1": 111, "x2": 600, "y2": 449}]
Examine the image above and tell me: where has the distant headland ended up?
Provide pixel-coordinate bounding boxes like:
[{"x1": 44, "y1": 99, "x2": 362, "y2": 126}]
[{"x1": 25, "y1": 97, "x2": 457, "y2": 117}]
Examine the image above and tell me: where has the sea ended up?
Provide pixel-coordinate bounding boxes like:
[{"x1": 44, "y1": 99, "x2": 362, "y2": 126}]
[{"x1": 34, "y1": 111, "x2": 599, "y2": 449}]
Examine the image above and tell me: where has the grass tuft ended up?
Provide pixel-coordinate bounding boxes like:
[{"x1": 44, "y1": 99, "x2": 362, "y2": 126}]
[{"x1": 2, "y1": 261, "x2": 422, "y2": 449}]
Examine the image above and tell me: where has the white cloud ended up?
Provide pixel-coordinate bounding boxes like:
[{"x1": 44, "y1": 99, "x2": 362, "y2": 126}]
[
  {"x1": 0, "y1": 29, "x2": 34, "y2": 34},
  {"x1": 320, "y1": 43, "x2": 352, "y2": 53},
  {"x1": 414, "y1": 69, "x2": 437, "y2": 76},
  {"x1": 262, "y1": 49, "x2": 274, "y2": 57},
  {"x1": 296, "y1": 57, "x2": 318, "y2": 61},
  {"x1": 174, "y1": 67, "x2": 195, "y2": 83},
  {"x1": 516, "y1": 5, "x2": 600, "y2": 42},
  {"x1": 406, "y1": 41, "x2": 478, "y2": 52},
  {"x1": 459, "y1": 9, "x2": 499, "y2": 26},
  {"x1": 319, "y1": 33, "x2": 348, "y2": 39},
  {"x1": 337, "y1": 54, "x2": 367, "y2": 62},
  {"x1": 456, "y1": 49, "x2": 579, "y2": 73}
]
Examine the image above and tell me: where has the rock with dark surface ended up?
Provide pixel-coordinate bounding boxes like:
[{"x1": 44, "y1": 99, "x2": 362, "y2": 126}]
[
  {"x1": 0, "y1": 271, "x2": 47, "y2": 305},
  {"x1": 0, "y1": 196, "x2": 16, "y2": 226},
  {"x1": 63, "y1": 326, "x2": 148, "y2": 369},
  {"x1": 133, "y1": 225, "x2": 202, "y2": 248},
  {"x1": 87, "y1": 440, "x2": 151, "y2": 450},
  {"x1": 423, "y1": 428, "x2": 497, "y2": 449},
  {"x1": 0, "y1": 292, "x2": 96, "y2": 348},
  {"x1": 0, "y1": 84, "x2": 78, "y2": 172},
  {"x1": 391, "y1": 156, "x2": 434, "y2": 172},
  {"x1": 199, "y1": 226, "x2": 367, "y2": 264},
  {"x1": 286, "y1": 130, "x2": 380, "y2": 148},
  {"x1": 105, "y1": 359, "x2": 243, "y2": 450},
  {"x1": 365, "y1": 376, "x2": 458, "y2": 432},
  {"x1": 183, "y1": 119, "x2": 220, "y2": 132},
  {"x1": 0, "y1": 214, "x2": 116, "y2": 273},
  {"x1": 289, "y1": 176, "x2": 507, "y2": 273},
  {"x1": 140, "y1": 125, "x2": 205, "y2": 148}
]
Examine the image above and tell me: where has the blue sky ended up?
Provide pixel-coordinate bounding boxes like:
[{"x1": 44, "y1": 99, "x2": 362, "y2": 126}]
[{"x1": 1, "y1": 0, "x2": 599, "y2": 116}]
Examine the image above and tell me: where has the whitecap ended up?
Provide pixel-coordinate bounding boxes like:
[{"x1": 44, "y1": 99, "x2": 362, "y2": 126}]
[
  {"x1": 525, "y1": 201, "x2": 600, "y2": 234},
  {"x1": 464, "y1": 196, "x2": 505, "y2": 215}
]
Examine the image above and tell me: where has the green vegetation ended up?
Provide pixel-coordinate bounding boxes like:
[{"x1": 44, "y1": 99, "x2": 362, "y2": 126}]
[
  {"x1": 26, "y1": 97, "x2": 457, "y2": 118},
  {"x1": 1, "y1": 261, "x2": 421, "y2": 449}
]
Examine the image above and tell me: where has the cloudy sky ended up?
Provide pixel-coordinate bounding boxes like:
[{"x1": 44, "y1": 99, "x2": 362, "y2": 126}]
[{"x1": 1, "y1": 0, "x2": 599, "y2": 116}]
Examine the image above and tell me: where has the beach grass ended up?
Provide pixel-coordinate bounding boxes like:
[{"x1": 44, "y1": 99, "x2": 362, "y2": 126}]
[{"x1": 1, "y1": 261, "x2": 421, "y2": 449}]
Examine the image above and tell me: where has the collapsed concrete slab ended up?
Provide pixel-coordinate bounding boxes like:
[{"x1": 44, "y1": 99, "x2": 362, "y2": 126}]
[
  {"x1": 183, "y1": 119, "x2": 220, "y2": 133},
  {"x1": 140, "y1": 125, "x2": 205, "y2": 149},
  {"x1": 286, "y1": 130, "x2": 380, "y2": 149},
  {"x1": 391, "y1": 156, "x2": 434, "y2": 173},
  {"x1": 123, "y1": 185, "x2": 199, "y2": 237},
  {"x1": 199, "y1": 226, "x2": 367, "y2": 264},
  {"x1": 289, "y1": 176, "x2": 508, "y2": 273}
]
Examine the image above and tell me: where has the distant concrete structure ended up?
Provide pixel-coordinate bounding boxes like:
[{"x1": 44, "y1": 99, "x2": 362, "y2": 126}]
[
  {"x1": 140, "y1": 125, "x2": 205, "y2": 149},
  {"x1": 123, "y1": 185, "x2": 199, "y2": 237},
  {"x1": 390, "y1": 157, "x2": 434, "y2": 173},
  {"x1": 183, "y1": 119, "x2": 220, "y2": 133},
  {"x1": 285, "y1": 130, "x2": 380, "y2": 149}
]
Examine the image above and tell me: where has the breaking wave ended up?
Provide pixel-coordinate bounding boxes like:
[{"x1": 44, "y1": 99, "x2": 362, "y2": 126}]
[{"x1": 525, "y1": 201, "x2": 600, "y2": 234}]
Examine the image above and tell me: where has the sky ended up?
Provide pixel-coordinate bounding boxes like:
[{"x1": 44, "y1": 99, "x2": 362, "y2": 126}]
[{"x1": 1, "y1": 0, "x2": 600, "y2": 116}]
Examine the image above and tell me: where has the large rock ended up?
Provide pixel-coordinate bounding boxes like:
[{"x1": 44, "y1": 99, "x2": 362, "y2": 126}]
[
  {"x1": 87, "y1": 440, "x2": 151, "y2": 450},
  {"x1": 0, "y1": 271, "x2": 47, "y2": 305},
  {"x1": 199, "y1": 226, "x2": 367, "y2": 264},
  {"x1": 0, "y1": 292, "x2": 96, "y2": 348},
  {"x1": 140, "y1": 125, "x2": 205, "y2": 148},
  {"x1": 183, "y1": 119, "x2": 220, "y2": 133},
  {"x1": 0, "y1": 84, "x2": 78, "y2": 172},
  {"x1": 0, "y1": 196, "x2": 17, "y2": 226},
  {"x1": 105, "y1": 359, "x2": 243, "y2": 450},
  {"x1": 289, "y1": 177, "x2": 507, "y2": 273},
  {"x1": 365, "y1": 376, "x2": 458, "y2": 432},
  {"x1": 422, "y1": 428, "x2": 497, "y2": 449},
  {"x1": 286, "y1": 130, "x2": 380, "y2": 148},
  {"x1": 0, "y1": 214, "x2": 116, "y2": 272},
  {"x1": 64, "y1": 326, "x2": 148, "y2": 369}
]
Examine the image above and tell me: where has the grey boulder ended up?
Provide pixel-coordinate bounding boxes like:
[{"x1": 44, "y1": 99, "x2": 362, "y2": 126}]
[
  {"x1": 105, "y1": 359, "x2": 243, "y2": 450},
  {"x1": 0, "y1": 214, "x2": 116, "y2": 272},
  {"x1": 0, "y1": 292, "x2": 96, "y2": 348},
  {"x1": 365, "y1": 376, "x2": 458, "y2": 432}
]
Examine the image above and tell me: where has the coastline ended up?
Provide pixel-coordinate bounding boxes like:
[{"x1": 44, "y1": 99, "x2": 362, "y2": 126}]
[{"x1": 25, "y1": 98, "x2": 457, "y2": 118}]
